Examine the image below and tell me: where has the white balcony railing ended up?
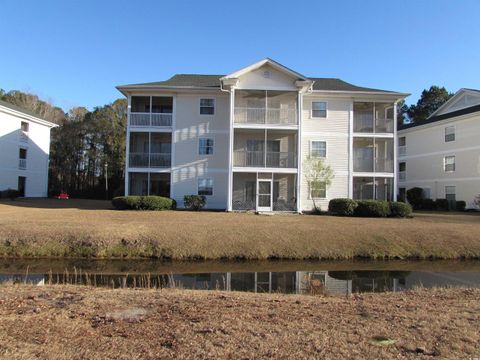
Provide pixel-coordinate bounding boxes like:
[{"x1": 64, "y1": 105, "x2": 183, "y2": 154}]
[
  {"x1": 399, "y1": 171, "x2": 406, "y2": 181},
  {"x1": 353, "y1": 116, "x2": 394, "y2": 133},
  {"x1": 233, "y1": 150, "x2": 297, "y2": 168},
  {"x1": 19, "y1": 159, "x2": 27, "y2": 170},
  {"x1": 129, "y1": 152, "x2": 171, "y2": 168},
  {"x1": 398, "y1": 146, "x2": 406, "y2": 156},
  {"x1": 129, "y1": 112, "x2": 172, "y2": 127},
  {"x1": 234, "y1": 107, "x2": 297, "y2": 125},
  {"x1": 375, "y1": 158, "x2": 394, "y2": 173},
  {"x1": 353, "y1": 156, "x2": 394, "y2": 173}
]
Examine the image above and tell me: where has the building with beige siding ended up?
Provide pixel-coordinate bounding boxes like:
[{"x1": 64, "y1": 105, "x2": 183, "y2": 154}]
[
  {"x1": 117, "y1": 58, "x2": 408, "y2": 212},
  {"x1": 398, "y1": 88, "x2": 480, "y2": 209}
]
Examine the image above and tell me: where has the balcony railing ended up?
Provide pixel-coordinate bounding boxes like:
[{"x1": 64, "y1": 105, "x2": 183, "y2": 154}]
[
  {"x1": 129, "y1": 112, "x2": 172, "y2": 127},
  {"x1": 233, "y1": 150, "x2": 297, "y2": 168},
  {"x1": 18, "y1": 159, "x2": 26, "y2": 170},
  {"x1": 399, "y1": 171, "x2": 406, "y2": 181},
  {"x1": 353, "y1": 117, "x2": 394, "y2": 133},
  {"x1": 234, "y1": 107, "x2": 297, "y2": 126},
  {"x1": 353, "y1": 156, "x2": 394, "y2": 173},
  {"x1": 129, "y1": 153, "x2": 171, "y2": 168}
]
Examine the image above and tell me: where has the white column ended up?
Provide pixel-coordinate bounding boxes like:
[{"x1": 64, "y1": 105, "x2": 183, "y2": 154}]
[
  {"x1": 170, "y1": 95, "x2": 176, "y2": 199},
  {"x1": 348, "y1": 101, "x2": 354, "y2": 198},
  {"x1": 125, "y1": 95, "x2": 131, "y2": 196},
  {"x1": 393, "y1": 102, "x2": 398, "y2": 201},
  {"x1": 227, "y1": 88, "x2": 235, "y2": 211},
  {"x1": 296, "y1": 91, "x2": 303, "y2": 213}
]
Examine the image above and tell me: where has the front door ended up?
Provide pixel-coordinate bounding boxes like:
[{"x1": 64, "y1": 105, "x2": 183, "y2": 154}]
[{"x1": 257, "y1": 179, "x2": 272, "y2": 212}]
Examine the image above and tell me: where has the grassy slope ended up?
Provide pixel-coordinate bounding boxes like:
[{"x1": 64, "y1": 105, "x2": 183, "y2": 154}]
[
  {"x1": 0, "y1": 285, "x2": 479, "y2": 359},
  {"x1": 1, "y1": 198, "x2": 480, "y2": 260}
]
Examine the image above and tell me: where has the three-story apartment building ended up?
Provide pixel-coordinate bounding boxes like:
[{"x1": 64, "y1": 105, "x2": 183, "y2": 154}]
[
  {"x1": 398, "y1": 88, "x2": 480, "y2": 208},
  {"x1": 0, "y1": 100, "x2": 57, "y2": 197},
  {"x1": 117, "y1": 59, "x2": 408, "y2": 212}
]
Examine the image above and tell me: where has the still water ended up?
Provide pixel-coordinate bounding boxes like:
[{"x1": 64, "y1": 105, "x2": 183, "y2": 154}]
[{"x1": 1, "y1": 259, "x2": 479, "y2": 296}]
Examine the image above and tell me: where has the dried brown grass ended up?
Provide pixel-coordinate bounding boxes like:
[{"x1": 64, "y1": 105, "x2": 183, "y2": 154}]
[
  {"x1": 1, "y1": 198, "x2": 480, "y2": 260},
  {"x1": 0, "y1": 285, "x2": 478, "y2": 359}
]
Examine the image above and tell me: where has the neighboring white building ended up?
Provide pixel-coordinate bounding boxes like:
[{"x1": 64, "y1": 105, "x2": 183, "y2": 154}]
[
  {"x1": 398, "y1": 88, "x2": 480, "y2": 208},
  {"x1": 0, "y1": 100, "x2": 57, "y2": 197},
  {"x1": 117, "y1": 58, "x2": 408, "y2": 212}
]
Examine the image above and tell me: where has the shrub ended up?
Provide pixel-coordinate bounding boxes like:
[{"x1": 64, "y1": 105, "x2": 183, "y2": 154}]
[
  {"x1": 455, "y1": 200, "x2": 466, "y2": 211},
  {"x1": 112, "y1": 196, "x2": 175, "y2": 210},
  {"x1": 184, "y1": 195, "x2": 206, "y2": 211},
  {"x1": 420, "y1": 198, "x2": 436, "y2": 210},
  {"x1": 389, "y1": 202, "x2": 412, "y2": 218},
  {"x1": 435, "y1": 198, "x2": 449, "y2": 211},
  {"x1": 328, "y1": 198, "x2": 358, "y2": 216},
  {"x1": 406, "y1": 187, "x2": 424, "y2": 210},
  {"x1": 0, "y1": 189, "x2": 20, "y2": 200},
  {"x1": 354, "y1": 200, "x2": 391, "y2": 217}
]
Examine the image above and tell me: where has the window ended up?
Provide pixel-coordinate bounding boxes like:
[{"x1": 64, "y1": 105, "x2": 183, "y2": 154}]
[
  {"x1": 200, "y1": 98, "x2": 215, "y2": 115},
  {"x1": 445, "y1": 186, "x2": 456, "y2": 201},
  {"x1": 199, "y1": 138, "x2": 214, "y2": 155},
  {"x1": 198, "y1": 178, "x2": 213, "y2": 196},
  {"x1": 444, "y1": 156, "x2": 455, "y2": 172},
  {"x1": 310, "y1": 181, "x2": 326, "y2": 199},
  {"x1": 399, "y1": 162, "x2": 406, "y2": 172},
  {"x1": 445, "y1": 126, "x2": 455, "y2": 142},
  {"x1": 21, "y1": 121, "x2": 29, "y2": 132},
  {"x1": 19, "y1": 148, "x2": 27, "y2": 159},
  {"x1": 311, "y1": 141, "x2": 326, "y2": 158},
  {"x1": 398, "y1": 136, "x2": 406, "y2": 146},
  {"x1": 311, "y1": 101, "x2": 327, "y2": 118},
  {"x1": 423, "y1": 188, "x2": 431, "y2": 199}
]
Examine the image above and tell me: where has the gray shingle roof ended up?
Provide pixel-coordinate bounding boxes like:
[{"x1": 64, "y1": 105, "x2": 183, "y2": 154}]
[{"x1": 118, "y1": 74, "x2": 396, "y2": 93}]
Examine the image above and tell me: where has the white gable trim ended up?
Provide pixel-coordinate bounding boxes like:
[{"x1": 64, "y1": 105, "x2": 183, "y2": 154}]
[
  {"x1": 221, "y1": 58, "x2": 308, "y2": 81},
  {"x1": 428, "y1": 88, "x2": 480, "y2": 119}
]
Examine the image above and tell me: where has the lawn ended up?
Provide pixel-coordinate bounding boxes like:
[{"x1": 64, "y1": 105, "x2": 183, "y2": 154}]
[
  {"x1": 1, "y1": 198, "x2": 480, "y2": 260},
  {"x1": 0, "y1": 285, "x2": 478, "y2": 359}
]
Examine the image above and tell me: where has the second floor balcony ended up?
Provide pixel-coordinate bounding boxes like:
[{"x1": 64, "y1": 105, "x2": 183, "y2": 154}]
[
  {"x1": 353, "y1": 138, "x2": 394, "y2": 173},
  {"x1": 234, "y1": 90, "x2": 298, "y2": 126},
  {"x1": 130, "y1": 96, "x2": 173, "y2": 127},
  {"x1": 129, "y1": 132, "x2": 171, "y2": 168}
]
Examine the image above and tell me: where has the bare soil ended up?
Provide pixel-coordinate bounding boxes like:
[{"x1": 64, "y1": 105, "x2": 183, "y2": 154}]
[{"x1": 0, "y1": 285, "x2": 478, "y2": 359}]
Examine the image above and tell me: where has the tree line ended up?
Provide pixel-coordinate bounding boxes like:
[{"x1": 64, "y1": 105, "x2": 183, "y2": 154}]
[{"x1": 0, "y1": 85, "x2": 453, "y2": 199}]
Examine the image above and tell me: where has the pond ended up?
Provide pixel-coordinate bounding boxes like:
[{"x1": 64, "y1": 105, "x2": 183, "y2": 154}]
[{"x1": 1, "y1": 259, "x2": 479, "y2": 296}]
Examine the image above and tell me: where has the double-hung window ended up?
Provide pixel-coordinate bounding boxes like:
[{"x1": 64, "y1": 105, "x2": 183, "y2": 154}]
[
  {"x1": 310, "y1": 181, "x2": 326, "y2": 199},
  {"x1": 311, "y1": 141, "x2": 326, "y2": 158},
  {"x1": 445, "y1": 126, "x2": 455, "y2": 142},
  {"x1": 199, "y1": 138, "x2": 214, "y2": 155},
  {"x1": 200, "y1": 98, "x2": 215, "y2": 115},
  {"x1": 312, "y1": 101, "x2": 327, "y2": 118},
  {"x1": 198, "y1": 178, "x2": 213, "y2": 196},
  {"x1": 444, "y1": 155, "x2": 455, "y2": 172}
]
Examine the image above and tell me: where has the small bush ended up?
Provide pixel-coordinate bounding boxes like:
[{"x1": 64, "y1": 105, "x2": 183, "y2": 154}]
[
  {"x1": 406, "y1": 187, "x2": 424, "y2": 210},
  {"x1": 456, "y1": 200, "x2": 466, "y2": 211},
  {"x1": 354, "y1": 200, "x2": 391, "y2": 217},
  {"x1": 435, "y1": 198, "x2": 449, "y2": 211},
  {"x1": 0, "y1": 189, "x2": 20, "y2": 200},
  {"x1": 389, "y1": 202, "x2": 412, "y2": 218},
  {"x1": 328, "y1": 198, "x2": 358, "y2": 216},
  {"x1": 112, "y1": 196, "x2": 175, "y2": 210},
  {"x1": 184, "y1": 195, "x2": 206, "y2": 211},
  {"x1": 420, "y1": 198, "x2": 436, "y2": 210}
]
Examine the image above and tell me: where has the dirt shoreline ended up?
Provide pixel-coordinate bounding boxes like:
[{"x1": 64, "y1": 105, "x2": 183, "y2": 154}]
[{"x1": 0, "y1": 285, "x2": 478, "y2": 359}]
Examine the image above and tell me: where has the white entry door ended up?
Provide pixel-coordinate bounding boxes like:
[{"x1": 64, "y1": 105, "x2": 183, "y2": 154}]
[{"x1": 257, "y1": 179, "x2": 272, "y2": 212}]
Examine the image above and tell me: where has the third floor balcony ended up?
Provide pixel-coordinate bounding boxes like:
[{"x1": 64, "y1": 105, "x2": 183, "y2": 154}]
[
  {"x1": 130, "y1": 96, "x2": 173, "y2": 127},
  {"x1": 234, "y1": 90, "x2": 298, "y2": 126},
  {"x1": 354, "y1": 102, "x2": 395, "y2": 134}
]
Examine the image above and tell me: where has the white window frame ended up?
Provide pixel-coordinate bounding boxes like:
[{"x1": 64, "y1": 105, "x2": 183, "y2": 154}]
[
  {"x1": 445, "y1": 126, "x2": 455, "y2": 142},
  {"x1": 310, "y1": 140, "x2": 327, "y2": 158},
  {"x1": 199, "y1": 98, "x2": 215, "y2": 115},
  {"x1": 197, "y1": 177, "x2": 213, "y2": 196},
  {"x1": 444, "y1": 155, "x2": 455, "y2": 172},
  {"x1": 309, "y1": 181, "x2": 327, "y2": 199},
  {"x1": 198, "y1": 137, "x2": 214, "y2": 155},
  {"x1": 311, "y1": 101, "x2": 327, "y2": 118}
]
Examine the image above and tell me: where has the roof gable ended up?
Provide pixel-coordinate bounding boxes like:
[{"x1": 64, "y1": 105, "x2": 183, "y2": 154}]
[
  {"x1": 222, "y1": 58, "x2": 308, "y2": 82},
  {"x1": 429, "y1": 88, "x2": 480, "y2": 118}
]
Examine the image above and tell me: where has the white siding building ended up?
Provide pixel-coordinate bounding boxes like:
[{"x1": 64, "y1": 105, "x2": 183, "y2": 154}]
[
  {"x1": 117, "y1": 58, "x2": 408, "y2": 212},
  {"x1": 0, "y1": 100, "x2": 57, "y2": 197},
  {"x1": 398, "y1": 88, "x2": 480, "y2": 209}
]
